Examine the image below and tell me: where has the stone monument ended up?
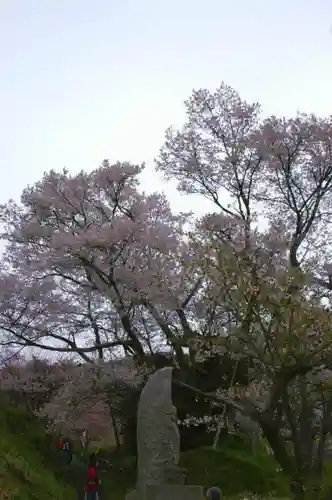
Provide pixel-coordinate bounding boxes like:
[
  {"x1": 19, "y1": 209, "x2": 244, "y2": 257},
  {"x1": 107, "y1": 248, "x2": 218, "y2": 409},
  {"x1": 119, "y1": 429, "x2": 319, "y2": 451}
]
[{"x1": 126, "y1": 366, "x2": 204, "y2": 500}]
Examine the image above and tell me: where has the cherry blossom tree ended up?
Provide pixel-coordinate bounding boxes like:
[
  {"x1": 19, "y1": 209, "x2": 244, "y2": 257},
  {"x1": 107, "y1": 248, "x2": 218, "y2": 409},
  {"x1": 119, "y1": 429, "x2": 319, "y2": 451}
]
[
  {"x1": 3, "y1": 82, "x2": 332, "y2": 498},
  {"x1": 35, "y1": 359, "x2": 138, "y2": 445},
  {"x1": 0, "y1": 271, "x2": 138, "y2": 362},
  {"x1": 0, "y1": 161, "x2": 200, "y2": 365},
  {"x1": 157, "y1": 82, "x2": 332, "y2": 285},
  {"x1": 0, "y1": 354, "x2": 67, "y2": 412},
  {"x1": 0, "y1": 352, "x2": 138, "y2": 449},
  {"x1": 157, "y1": 82, "x2": 332, "y2": 499}
]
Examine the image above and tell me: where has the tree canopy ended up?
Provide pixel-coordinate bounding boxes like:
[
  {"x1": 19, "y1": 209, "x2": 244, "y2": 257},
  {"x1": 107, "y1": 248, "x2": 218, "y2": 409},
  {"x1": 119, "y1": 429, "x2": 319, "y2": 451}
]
[{"x1": 2, "y1": 82, "x2": 332, "y2": 498}]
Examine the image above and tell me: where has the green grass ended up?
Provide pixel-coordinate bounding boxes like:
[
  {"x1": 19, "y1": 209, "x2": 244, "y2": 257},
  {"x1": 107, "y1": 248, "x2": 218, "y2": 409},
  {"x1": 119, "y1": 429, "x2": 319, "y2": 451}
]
[
  {"x1": 182, "y1": 435, "x2": 290, "y2": 497},
  {"x1": 95, "y1": 434, "x2": 290, "y2": 500},
  {"x1": 0, "y1": 404, "x2": 76, "y2": 500},
  {"x1": 0, "y1": 403, "x2": 291, "y2": 500}
]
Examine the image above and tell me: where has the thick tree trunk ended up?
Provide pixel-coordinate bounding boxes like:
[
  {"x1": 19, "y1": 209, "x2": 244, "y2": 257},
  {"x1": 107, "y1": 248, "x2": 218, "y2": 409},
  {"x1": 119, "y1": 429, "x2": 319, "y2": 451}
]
[
  {"x1": 260, "y1": 422, "x2": 294, "y2": 476},
  {"x1": 263, "y1": 432, "x2": 325, "y2": 500}
]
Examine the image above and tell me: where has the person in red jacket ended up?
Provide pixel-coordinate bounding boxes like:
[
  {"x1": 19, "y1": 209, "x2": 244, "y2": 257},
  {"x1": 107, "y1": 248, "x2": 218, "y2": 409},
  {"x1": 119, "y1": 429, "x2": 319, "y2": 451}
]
[{"x1": 84, "y1": 453, "x2": 100, "y2": 500}]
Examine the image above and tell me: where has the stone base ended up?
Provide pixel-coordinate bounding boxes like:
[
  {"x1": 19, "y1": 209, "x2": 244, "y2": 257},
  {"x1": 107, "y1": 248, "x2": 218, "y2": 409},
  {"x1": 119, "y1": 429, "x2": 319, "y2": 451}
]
[{"x1": 126, "y1": 485, "x2": 204, "y2": 500}]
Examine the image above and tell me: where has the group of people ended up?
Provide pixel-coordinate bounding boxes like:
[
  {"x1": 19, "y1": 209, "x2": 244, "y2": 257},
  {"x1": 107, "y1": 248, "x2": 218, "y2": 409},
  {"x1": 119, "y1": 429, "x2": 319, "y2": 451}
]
[
  {"x1": 57, "y1": 437, "x2": 101, "y2": 499},
  {"x1": 57, "y1": 437, "x2": 221, "y2": 500}
]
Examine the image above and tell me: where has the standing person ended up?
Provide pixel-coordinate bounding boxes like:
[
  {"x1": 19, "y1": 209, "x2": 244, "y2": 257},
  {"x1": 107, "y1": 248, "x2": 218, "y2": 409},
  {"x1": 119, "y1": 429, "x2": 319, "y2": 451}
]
[
  {"x1": 84, "y1": 453, "x2": 100, "y2": 500},
  {"x1": 61, "y1": 437, "x2": 73, "y2": 465}
]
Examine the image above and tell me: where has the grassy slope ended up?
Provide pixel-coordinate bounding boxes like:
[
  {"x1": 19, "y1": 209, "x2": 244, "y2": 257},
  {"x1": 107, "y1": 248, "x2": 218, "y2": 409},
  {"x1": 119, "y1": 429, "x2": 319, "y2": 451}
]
[
  {"x1": 99, "y1": 435, "x2": 290, "y2": 499},
  {"x1": 182, "y1": 435, "x2": 290, "y2": 497},
  {"x1": 0, "y1": 403, "x2": 290, "y2": 500},
  {"x1": 0, "y1": 405, "x2": 76, "y2": 500}
]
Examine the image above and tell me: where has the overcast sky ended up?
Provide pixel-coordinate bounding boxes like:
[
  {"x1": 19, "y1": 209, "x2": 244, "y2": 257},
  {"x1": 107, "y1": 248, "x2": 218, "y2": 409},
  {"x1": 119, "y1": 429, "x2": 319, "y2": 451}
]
[{"x1": 1, "y1": 0, "x2": 332, "y2": 215}]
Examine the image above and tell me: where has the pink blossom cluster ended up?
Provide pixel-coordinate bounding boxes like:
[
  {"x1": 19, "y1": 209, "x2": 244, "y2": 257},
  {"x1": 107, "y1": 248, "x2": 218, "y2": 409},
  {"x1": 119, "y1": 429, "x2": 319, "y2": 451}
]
[{"x1": 1, "y1": 82, "x2": 332, "y2": 444}]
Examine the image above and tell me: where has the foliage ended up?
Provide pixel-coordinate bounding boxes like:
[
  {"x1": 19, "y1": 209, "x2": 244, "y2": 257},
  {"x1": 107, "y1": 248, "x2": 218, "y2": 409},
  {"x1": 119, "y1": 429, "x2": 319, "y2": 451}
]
[
  {"x1": 0, "y1": 160, "x2": 191, "y2": 363},
  {"x1": 71, "y1": 434, "x2": 290, "y2": 499},
  {"x1": 156, "y1": 83, "x2": 332, "y2": 497},
  {"x1": 182, "y1": 435, "x2": 289, "y2": 497},
  {"x1": 2, "y1": 81, "x2": 332, "y2": 497},
  {"x1": 115, "y1": 352, "x2": 252, "y2": 453},
  {"x1": 0, "y1": 398, "x2": 289, "y2": 500},
  {"x1": 79, "y1": 434, "x2": 290, "y2": 499},
  {"x1": 0, "y1": 355, "x2": 138, "y2": 444},
  {"x1": 0, "y1": 404, "x2": 76, "y2": 499}
]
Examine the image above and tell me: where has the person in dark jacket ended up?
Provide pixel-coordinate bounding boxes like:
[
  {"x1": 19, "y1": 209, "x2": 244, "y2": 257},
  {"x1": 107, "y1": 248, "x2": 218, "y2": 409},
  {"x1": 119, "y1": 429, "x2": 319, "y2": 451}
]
[
  {"x1": 206, "y1": 487, "x2": 221, "y2": 500},
  {"x1": 60, "y1": 437, "x2": 73, "y2": 465},
  {"x1": 84, "y1": 453, "x2": 100, "y2": 500}
]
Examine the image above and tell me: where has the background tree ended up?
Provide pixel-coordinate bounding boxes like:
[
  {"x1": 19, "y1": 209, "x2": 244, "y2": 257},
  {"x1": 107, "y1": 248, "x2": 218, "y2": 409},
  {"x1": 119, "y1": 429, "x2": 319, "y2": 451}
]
[
  {"x1": 0, "y1": 161, "x2": 194, "y2": 364},
  {"x1": 2, "y1": 82, "x2": 332, "y2": 498},
  {"x1": 156, "y1": 82, "x2": 332, "y2": 499}
]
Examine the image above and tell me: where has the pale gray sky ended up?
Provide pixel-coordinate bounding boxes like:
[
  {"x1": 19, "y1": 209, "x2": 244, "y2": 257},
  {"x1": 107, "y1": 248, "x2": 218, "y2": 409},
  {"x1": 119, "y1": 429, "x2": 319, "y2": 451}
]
[{"x1": 1, "y1": 0, "x2": 332, "y2": 214}]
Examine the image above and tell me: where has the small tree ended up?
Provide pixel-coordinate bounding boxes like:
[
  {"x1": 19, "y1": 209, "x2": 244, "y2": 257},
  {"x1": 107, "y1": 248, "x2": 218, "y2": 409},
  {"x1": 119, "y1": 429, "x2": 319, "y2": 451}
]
[{"x1": 0, "y1": 355, "x2": 66, "y2": 412}]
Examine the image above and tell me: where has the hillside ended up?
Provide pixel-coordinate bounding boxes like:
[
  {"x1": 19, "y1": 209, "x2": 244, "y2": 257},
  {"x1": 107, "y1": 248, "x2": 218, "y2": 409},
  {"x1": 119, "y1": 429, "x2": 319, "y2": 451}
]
[
  {"x1": 0, "y1": 402, "x2": 290, "y2": 500},
  {"x1": 0, "y1": 404, "x2": 77, "y2": 500}
]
